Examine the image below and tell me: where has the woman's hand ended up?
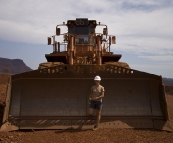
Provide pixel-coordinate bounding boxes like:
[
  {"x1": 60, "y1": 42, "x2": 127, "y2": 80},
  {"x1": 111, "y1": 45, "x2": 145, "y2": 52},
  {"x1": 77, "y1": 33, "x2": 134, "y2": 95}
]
[{"x1": 92, "y1": 97, "x2": 99, "y2": 100}]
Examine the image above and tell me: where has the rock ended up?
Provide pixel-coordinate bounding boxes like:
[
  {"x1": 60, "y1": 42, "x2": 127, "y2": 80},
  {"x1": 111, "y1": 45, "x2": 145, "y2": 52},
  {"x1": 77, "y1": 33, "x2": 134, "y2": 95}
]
[
  {"x1": 17, "y1": 133, "x2": 22, "y2": 136},
  {"x1": 0, "y1": 138, "x2": 4, "y2": 141},
  {"x1": 8, "y1": 135, "x2": 13, "y2": 139}
]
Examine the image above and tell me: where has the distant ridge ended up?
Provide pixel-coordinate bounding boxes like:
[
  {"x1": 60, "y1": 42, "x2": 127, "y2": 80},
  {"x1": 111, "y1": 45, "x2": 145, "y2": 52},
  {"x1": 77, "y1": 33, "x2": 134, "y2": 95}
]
[
  {"x1": 0, "y1": 57, "x2": 32, "y2": 74},
  {"x1": 163, "y1": 78, "x2": 173, "y2": 86}
]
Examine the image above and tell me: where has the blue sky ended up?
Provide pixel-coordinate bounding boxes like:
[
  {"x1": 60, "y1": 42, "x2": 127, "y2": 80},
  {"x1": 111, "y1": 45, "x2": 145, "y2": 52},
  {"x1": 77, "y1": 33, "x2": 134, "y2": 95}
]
[{"x1": 0, "y1": 0, "x2": 173, "y2": 78}]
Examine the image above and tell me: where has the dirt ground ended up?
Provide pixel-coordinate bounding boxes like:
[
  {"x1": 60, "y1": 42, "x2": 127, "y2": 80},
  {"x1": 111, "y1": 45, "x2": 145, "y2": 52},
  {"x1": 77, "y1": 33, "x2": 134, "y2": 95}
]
[{"x1": 0, "y1": 74, "x2": 173, "y2": 143}]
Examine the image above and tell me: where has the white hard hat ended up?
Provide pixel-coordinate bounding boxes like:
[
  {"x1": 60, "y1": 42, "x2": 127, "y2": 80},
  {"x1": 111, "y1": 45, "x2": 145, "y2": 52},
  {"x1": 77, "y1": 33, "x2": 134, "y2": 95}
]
[{"x1": 94, "y1": 76, "x2": 101, "y2": 81}]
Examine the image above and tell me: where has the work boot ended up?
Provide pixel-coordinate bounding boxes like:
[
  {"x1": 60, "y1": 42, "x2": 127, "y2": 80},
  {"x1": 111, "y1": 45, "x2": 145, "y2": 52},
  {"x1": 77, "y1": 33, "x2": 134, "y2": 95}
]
[{"x1": 93, "y1": 125, "x2": 98, "y2": 131}]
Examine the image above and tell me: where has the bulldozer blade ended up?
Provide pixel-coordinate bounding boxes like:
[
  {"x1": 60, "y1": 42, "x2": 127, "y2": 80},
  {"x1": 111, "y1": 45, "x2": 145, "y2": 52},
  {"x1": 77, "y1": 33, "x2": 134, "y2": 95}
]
[{"x1": 1, "y1": 64, "x2": 172, "y2": 131}]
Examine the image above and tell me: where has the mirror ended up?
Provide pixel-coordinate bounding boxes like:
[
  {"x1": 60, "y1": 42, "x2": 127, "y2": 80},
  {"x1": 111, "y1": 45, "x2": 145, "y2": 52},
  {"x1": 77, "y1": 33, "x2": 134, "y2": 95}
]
[
  {"x1": 112, "y1": 36, "x2": 116, "y2": 44},
  {"x1": 109, "y1": 36, "x2": 111, "y2": 45},
  {"x1": 101, "y1": 34, "x2": 103, "y2": 44},
  {"x1": 56, "y1": 28, "x2": 61, "y2": 35},
  {"x1": 47, "y1": 37, "x2": 51, "y2": 45},
  {"x1": 103, "y1": 28, "x2": 108, "y2": 35},
  {"x1": 64, "y1": 34, "x2": 68, "y2": 41}
]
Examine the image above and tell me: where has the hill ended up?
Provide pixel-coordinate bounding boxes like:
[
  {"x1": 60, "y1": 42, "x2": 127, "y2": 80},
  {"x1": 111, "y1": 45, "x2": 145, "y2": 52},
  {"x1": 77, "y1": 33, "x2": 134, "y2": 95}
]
[
  {"x1": 0, "y1": 57, "x2": 32, "y2": 74},
  {"x1": 163, "y1": 78, "x2": 173, "y2": 86}
]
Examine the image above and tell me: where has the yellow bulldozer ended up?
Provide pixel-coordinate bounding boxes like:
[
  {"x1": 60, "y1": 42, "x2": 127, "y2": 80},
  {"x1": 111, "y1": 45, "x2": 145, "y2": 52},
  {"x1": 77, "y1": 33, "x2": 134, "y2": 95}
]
[{"x1": 1, "y1": 18, "x2": 172, "y2": 131}]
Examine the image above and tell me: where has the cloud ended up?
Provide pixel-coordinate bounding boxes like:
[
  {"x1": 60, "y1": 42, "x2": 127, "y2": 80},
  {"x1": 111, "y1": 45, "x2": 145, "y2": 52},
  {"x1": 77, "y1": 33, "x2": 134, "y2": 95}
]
[
  {"x1": 120, "y1": 0, "x2": 173, "y2": 11},
  {"x1": 0, "y1": 0, "x2": 173, "y2": 67},
  {"x1": 139, "y1": 55, "x2": 173, "y2": 62},
  {"x1": 0, "y1": 1, "x2": 172, "y2": 41}
]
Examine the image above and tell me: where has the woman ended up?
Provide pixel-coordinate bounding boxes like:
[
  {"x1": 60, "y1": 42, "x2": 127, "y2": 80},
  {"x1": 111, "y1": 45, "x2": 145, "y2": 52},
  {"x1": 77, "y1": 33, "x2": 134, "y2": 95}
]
[{"x1": 88, "y1": 75, "x2": 105, "y2": 130}]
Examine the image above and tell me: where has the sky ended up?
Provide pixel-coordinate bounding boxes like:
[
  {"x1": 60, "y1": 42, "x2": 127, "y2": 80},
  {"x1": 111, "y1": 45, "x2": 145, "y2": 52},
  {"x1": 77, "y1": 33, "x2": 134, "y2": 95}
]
[{"x1": 0, "y1": 0, "x2": 173, "y2": 78}]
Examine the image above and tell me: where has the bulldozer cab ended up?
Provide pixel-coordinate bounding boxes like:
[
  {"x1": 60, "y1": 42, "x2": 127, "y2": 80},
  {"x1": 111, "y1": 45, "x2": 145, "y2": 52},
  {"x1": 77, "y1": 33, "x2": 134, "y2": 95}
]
[
  {"x1": 47, "y1": 18, "x2": 121, "y2": 65},
  {"x1": 68, "y1": 19, "x2": 91, "y2": 35},
  {"x1": 67, "y1": 18, "x2": 100, "y2": 64}
]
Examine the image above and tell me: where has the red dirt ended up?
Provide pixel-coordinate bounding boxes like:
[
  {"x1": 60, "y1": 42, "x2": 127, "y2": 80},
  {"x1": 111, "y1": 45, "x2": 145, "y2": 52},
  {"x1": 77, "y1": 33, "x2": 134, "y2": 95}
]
[
  {"x1": 165, "y1": 86, "x2": 173, "y2": 96},
  {"x1": 0, "y1": 74, "x2": 9, "y2": 103},
  {"x1": 0, "y1": 74, "x2": 10, "y2": 122},
  {"x1": 0, "y1": 74, "x2": 173, "y2": 143}
]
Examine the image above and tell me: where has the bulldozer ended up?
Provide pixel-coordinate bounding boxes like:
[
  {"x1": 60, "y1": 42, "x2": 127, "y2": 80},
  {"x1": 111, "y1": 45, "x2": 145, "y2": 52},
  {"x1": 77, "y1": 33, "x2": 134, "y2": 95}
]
[{"x1": 1, "y1": 18, "x2": 172, "y2": 131}]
